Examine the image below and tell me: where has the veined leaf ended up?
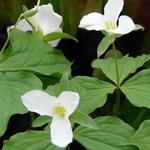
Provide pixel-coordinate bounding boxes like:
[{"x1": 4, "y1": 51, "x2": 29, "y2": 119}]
[
  {"x1": 71, "y1": 110, "x2": 98, "y2": 129},
  {"x1": 130, "y1": 120, "x2": 150, "y2": 150},
  {"x1": 74, "y1": 116, "x2": 137, "y2": 150},
  {"x1": 92, "y1": 54, "x2": 150, "y2": 86},
  {"x1": 0, "y1": 30, "x2": 70, "y2": 75},
  {"x1": 121, "y1": 68, "x2": 150, "y2": 109},
  {"x1": 0, "y1": 72, "x2": 42, "y2": 136},
  {"x1": 3, "y1": 131, "x2": 64, "y2": 150},
  {"x1": 69, "y1": 76, "x2": 115, "y2": 114}
]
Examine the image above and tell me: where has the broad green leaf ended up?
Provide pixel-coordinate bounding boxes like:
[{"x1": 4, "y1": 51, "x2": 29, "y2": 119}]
[
  {"x1": 121, "y1": 68, "x2": 150, "y2": 109},
  {"x1": 71, "y1": 111, "x2": 98, "y2": 129},
  {"x1": 0, "y1": 72, "x2": 42, "y2": 136},
  {"x1": 97, "y1": 36, "x2": 115, "y2": 57},
  {"x1": 46, "y1": 76, "x2": 115, "y2": 114},
  {"x1": 92, "y1": 54, "x2": 150, "y2": 86},
  {"x1": 3, "y1": 131, "x2": 64, "y2": 150},
  {"x1": 0, "y1": 30, "x2": 70, "y2": 75},
  {"x1": 70, "y1": 77, "x2": 115, "y2": 114},
  {"x1": 74, "y1": 116, "x2": 137, "y2": 150},
  {"x1": 43, "y1": 32, "x2": 78, "y2": 42},
  {"x1": 130, "y1": 120, "x2": 150, "y2": 150},
  {"x1": 32, "y1": 116, "x2": 51, "y2": 128}
]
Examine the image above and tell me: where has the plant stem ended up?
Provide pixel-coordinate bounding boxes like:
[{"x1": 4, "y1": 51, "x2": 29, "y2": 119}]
[
  {"x1": 132, "y1": 108, "x2": 146, "y2": 129},
  {"x1": 1, "y1": 15, "x2": 22, "y2": 52},
  {"x1": 113, "y1": 89, "x2": 121, "y2": 116},
  {"x1": 112, "y1": 43, "x2": 120, "y2": 89},
  {"x1": 112, "y1": 42, "x2": 120, "y2": 116}
]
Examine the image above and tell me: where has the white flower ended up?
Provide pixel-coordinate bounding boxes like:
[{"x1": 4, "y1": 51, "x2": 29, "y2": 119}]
[
  {"x1": 21, "y1": 90, "x2": 80, "y2": 148},
  {"x1": 8, "y1": 3, "x2": 62, "y2": 47},
  {"x1": 79, "y1": 0, "x2": 142, "y2": 36}
]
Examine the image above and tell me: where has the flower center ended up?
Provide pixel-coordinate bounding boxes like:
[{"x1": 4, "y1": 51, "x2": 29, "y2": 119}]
[
  {"x1": 105, "y1": 21, "x2": 116, "y2": 30},
  {"x1": 53, "y1": 104, "x2": 66, "y2": 117}
]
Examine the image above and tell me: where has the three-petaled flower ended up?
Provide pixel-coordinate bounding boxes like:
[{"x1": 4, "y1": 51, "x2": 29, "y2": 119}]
[
  {"x1": 79, "y1": 0, "x2": 142, "y2": 36},
  {"x1": 8, "y1": 3, "x2": 62, "y2": 47},
  {"x1": 21, "y1": 90, "x2": 80, "y2": 148}
]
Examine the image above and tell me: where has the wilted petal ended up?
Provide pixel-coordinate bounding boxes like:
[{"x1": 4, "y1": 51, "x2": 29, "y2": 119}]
[
  {"x1": 58, "y1": 91, "x2": 79, "y2": 116},
  {"x1": 110, "y1": 15, "x2": 135, "y2": 35},
  {"x1": 50, "y1": 117, "x2": 73, "y2": 147},
  {"x1": 79, "y1": 12, "x2": 105, "y2": 31},
  {"x1": 34, "y1": 4, "x2": 62, "y2": 35},
  {"x1": 21, "y1": 90, "x2": 58, "y2": 116},
  {"x1": 104, "y1": 0, "x2": 124, "y2": 24}
]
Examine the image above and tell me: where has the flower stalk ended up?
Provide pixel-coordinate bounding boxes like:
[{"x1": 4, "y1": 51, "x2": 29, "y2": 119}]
[
  {"x1": 112, "y1": 43, "x2": 120, "y2": 89},
  {"x1": 112, "y1": 42, "x2": 121, "y2": 116},
  {"x1": 1, "y1": 15, "x2": 22, "y2": 52}
]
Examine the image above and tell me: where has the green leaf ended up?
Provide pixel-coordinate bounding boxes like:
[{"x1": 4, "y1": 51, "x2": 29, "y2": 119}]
[
  {"x1": 21, "y1": 9, "x2": 37, "y2": 18},
  {"x1": 121, "y1": 68, "x2": 150, "y2": 109},
  {"x1": 130, "y1": 120, "x2": 150, "y2": 150},
  {"x1": 22, "y1": 5, "x2": 29, "y2": 12},
  {"x1": 70, "y1": 77, "x2": 115, "y2": 114},
  {"x1": 71, "y1": 111, "x2": 98, "y2": 129},
  {"x1": 74, "y1": 116, "x2": 137, "y2": 150},
  {"x1": 46, "y1": 76, "x2": 115, "y2": 114},
  {"x1": 97, "y1": 36, "x2": 115, "y2": 57},
  {"x1": 0, "y1": 30, "x2": 70, "y2": 75},
  {"x1": 32, "y1": 116, "x2": 51, "y2": 128},
  {"x1": 43, "y1": 32, "x2": 78, "y2": 42},
  {"x1": 0, "y1": 72, "x2": 42, "y2": 136},
  {"x1": 92, "y1": 54, "x2": 150, "y2": 86},
  {"x1": 3, "y1": 131, "x2": 65, "y2": 150}
]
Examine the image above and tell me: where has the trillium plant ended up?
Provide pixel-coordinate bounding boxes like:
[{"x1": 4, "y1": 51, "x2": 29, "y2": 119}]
[{"x1": 0, "y1": 0, "x2": 150, "y2": 150}]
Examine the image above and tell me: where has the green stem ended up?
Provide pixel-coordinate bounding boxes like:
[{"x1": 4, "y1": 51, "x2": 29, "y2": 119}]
[
  {"x1": 1, "y1": 15, "x2": 22, "y2": 52},
  {"x1": 132, "y1": 108, "x2": 146, "y2": 129},
  {"x1": 113, "y1": 89, "x2": 121, "y2": 116},
  {"x1": 112, "y1": 42, "x2": 120, "y2": 116},
  {"x1": 112, "y1": 43, "x2": 120, "y2": 89}
]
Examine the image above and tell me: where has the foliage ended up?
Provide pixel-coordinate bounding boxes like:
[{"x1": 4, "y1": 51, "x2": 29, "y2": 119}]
[{"x1": 0, "y1": 0, "x2": 150, "y2": 150}]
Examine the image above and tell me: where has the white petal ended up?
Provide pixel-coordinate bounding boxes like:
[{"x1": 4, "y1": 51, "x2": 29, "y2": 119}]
[
  {"x1": 110, "y1": 15, "x2": 135, "y2": 35},
  {"x1": 134, "y1": 24, "x2": 144, "y2": 31},
  {"x1": 79, "y1": 12, "x2": 105, "y2": 31},
  {"x1": 33, "y1": 4, "x2": 62, "y2": 35},
  {"x1": 85, "y1": 25, "x2": 105, "y2": 31},
  {"x1": 7, "y1": 19, "x2": 32, "y2": 33},
  {"x1": 48, "y1": 27, "x2": 62, "y2": 47},
  {"x1": 50, "y1": 117, "x2": 73, "y2": 148},
  {"x1": 104, "y1": 0, "x2": 124, "y2": 24},
  {"x1": 21, "y1": 90, "x2": 58, "y2": 116},
  {"x1": 58, "y1": 91, "x2": 80, "y2": 116}
]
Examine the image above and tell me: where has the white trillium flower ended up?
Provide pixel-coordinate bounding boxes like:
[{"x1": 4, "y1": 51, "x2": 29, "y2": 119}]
[
  {"x1": 79, "y1": 0, "x2": 142, "y2": 36},
  {"x1": 21, "y1": 90, "x2": 80, "y2": 148},
  {"x1": 8, "y1": 3, "x2": 62, "y2": 47}
]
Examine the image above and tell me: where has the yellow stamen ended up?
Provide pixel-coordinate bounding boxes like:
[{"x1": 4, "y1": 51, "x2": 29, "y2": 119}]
[
  {"x1": 53, "y1": 104, "x2": 66, "y2": 117},
  {"x1": 105, "y1": 21, "x2": 116, "y2": 30}
]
